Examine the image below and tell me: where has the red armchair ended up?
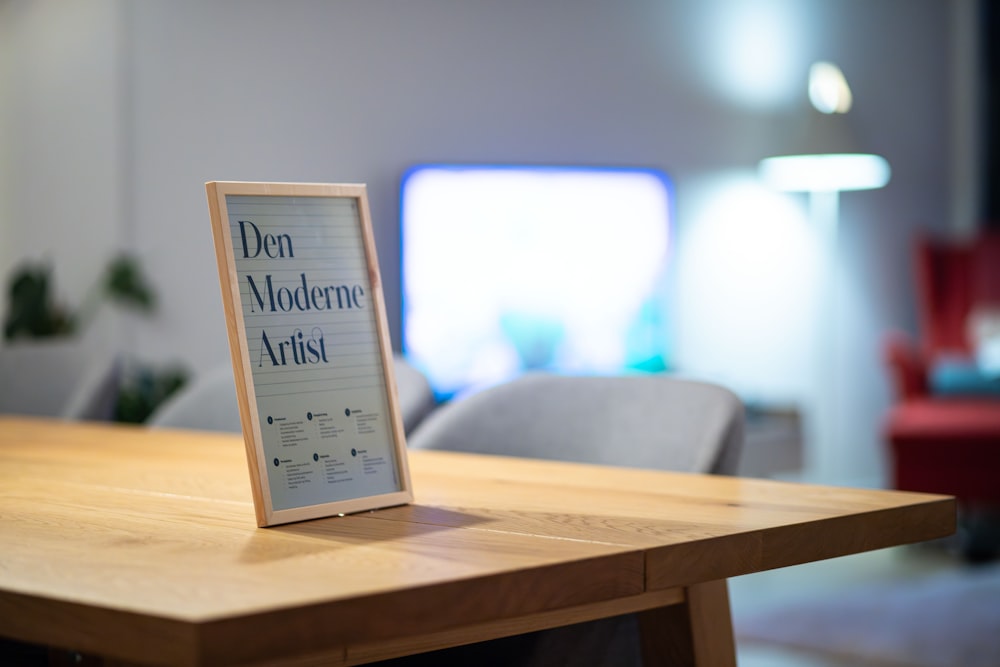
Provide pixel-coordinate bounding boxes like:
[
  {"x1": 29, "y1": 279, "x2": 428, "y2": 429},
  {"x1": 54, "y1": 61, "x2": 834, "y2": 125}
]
[{"x1": 883, "y1": 233, "x2": 1000, "y2": 512}]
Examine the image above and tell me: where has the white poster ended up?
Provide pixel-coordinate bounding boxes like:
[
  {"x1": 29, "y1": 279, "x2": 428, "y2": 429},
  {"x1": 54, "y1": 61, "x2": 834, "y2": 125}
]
[{"x1": 207, "y1": 183, "x2": 411, "y2": 526}]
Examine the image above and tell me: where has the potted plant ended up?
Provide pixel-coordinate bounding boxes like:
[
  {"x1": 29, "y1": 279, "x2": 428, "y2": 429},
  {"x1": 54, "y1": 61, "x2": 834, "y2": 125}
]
[{"x1": 1, "y1": 255, "x2": 187, "y2": 422}]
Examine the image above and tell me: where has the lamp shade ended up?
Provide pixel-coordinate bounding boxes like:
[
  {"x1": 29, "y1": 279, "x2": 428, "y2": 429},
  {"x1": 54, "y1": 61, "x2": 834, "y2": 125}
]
[
  {"x1": 759, "y1": 103, "x2": 891, "y2": 192},
  {"x1": 759, "y1": 153, "x2": 891, "y2": 192}
]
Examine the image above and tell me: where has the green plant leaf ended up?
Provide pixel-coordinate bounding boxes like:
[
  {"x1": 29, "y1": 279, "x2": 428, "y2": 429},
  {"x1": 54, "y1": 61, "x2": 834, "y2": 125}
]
[
  {"x1": 105, "y1": 255, "x2": 156, "y2": 311},
  {"x1": 3, "y1": 264, "x2": 76, "y2": 339}
]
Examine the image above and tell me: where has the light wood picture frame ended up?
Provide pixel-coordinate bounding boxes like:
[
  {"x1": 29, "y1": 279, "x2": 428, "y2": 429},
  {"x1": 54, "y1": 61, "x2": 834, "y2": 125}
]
[{"x1": 206, "y1": 181, "x2": 413, "y2": 526}]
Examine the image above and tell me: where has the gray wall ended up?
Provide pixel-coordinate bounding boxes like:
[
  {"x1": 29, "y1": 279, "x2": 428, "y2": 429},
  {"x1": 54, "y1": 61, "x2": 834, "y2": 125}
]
[{"x1": 1, "y1": 0, "x2": 959, "y2": 485}]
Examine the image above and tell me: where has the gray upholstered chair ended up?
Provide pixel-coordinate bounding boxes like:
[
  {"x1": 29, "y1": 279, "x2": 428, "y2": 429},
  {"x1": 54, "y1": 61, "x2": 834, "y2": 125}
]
[
  {"x1": 147, "y1": 364, "x2": 241, "y2": 432},
  {"x1": 398, "y1": 372, "x2": 744, "y2": 667},
  {"x1": 408, "y1": 372, "x2": 743, "y2": 476},
  {"x1": 392, "y1": 355, "x2": 438, "y2": 435},
  {"x1": 149, "y1": 356, "x2": 437, "y2": 435}
]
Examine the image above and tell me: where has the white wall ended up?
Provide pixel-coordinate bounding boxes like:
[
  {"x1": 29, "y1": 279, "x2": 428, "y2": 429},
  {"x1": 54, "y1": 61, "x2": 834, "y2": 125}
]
[
  {"x1": 2, "y1": 0, "x2": 956, "y2": 486},
  {"x1": 0, "y1": 0, "x2": 125, "y2": 326}
]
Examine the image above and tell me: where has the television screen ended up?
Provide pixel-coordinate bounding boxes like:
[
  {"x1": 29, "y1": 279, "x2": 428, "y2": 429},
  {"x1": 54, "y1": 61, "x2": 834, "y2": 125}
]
[{"x1": 401, "y1": 164, "x2": 673, "y2": 400}]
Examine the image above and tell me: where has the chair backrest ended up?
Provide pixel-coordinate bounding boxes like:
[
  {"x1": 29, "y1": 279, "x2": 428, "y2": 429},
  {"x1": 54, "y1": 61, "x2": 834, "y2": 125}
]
[
  {"x1": 393, "y1": 355, "x2": 438, "y2": 434},
  {"x1": 149, "y1": 356, "x2": 437, "y2": 435},
  {"x1": 147, "y1": 364, "x2": 241, "y2": 431},
  {"x1": 407, "y1": 373, "x2": 744, "y2": 475}
]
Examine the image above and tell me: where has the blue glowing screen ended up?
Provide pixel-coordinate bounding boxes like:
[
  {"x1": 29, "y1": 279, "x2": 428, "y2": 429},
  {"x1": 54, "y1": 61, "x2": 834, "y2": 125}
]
[{"x1": 401, "y1": 164, "x2": 673, "y2": 400}]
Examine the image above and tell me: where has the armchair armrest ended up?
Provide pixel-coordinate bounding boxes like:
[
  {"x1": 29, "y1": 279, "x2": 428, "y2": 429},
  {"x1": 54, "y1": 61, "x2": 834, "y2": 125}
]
[{"x1": 883, "y1": 331, "x2": 929, "y2": 401}]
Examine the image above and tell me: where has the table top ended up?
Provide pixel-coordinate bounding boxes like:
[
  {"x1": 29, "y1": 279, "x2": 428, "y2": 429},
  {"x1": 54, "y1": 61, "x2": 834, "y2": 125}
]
[{"x1": 0, "y1": 416, "x2": 954, "y2": 665}]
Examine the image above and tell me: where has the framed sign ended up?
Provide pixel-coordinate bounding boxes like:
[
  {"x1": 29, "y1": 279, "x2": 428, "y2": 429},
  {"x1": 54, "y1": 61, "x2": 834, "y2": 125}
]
[{"x1": 206, "y1": 181, "x2": 413, "y2": 526}]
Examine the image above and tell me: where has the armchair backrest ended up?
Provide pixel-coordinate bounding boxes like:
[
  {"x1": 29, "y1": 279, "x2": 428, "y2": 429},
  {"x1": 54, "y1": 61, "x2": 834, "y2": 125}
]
[{"x1": 917, "y1": 233, "x2": 1000, "y2": 361}]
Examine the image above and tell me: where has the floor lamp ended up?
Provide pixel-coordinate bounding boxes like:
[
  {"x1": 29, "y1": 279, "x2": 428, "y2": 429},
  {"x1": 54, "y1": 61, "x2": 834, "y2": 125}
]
[{"x1": 758, "y1": 62, "x2": 891, "y2": 482}]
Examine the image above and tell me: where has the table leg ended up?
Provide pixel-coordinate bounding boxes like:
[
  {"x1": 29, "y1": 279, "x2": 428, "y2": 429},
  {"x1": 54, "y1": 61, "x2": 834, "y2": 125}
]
[{"x1": 637, "y1": 579, "x2": 736, "y2": 667}]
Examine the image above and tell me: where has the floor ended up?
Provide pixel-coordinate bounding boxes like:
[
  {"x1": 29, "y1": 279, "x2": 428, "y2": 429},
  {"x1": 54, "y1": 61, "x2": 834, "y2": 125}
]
[
  {"x1": 731, "y1": 411, "x2": 974, "y2": 666},
  {"x1": 730, "y1": 543, "x2": 965, "y2": 666}
]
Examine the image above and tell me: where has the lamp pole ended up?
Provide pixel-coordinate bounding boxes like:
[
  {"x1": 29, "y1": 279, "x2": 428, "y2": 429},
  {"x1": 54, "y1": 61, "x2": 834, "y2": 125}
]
[
  {"x1": 758, "y1": 156, "x2": 889, "y2": 483},
  {"x1": 809, "y1": 188, "x2": 842, "y2": 483}
]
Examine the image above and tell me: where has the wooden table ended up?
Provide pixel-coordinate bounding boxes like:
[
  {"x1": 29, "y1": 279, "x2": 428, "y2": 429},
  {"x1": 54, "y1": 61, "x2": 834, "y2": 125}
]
[{"x1": 0, "y1": 417, "x2": 955, "y2": 666}]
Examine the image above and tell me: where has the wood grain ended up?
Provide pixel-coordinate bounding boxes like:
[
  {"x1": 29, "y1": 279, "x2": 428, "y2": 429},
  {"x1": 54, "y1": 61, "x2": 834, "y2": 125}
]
[{"x1": 0, "y1": 417, "x2": 955, "y2": 665}]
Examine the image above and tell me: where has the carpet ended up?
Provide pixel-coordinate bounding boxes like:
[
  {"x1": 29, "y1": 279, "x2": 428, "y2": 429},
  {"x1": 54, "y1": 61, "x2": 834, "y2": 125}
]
[{"x1": 734, "y1": 563, "x2": 1000, "y2": 667}]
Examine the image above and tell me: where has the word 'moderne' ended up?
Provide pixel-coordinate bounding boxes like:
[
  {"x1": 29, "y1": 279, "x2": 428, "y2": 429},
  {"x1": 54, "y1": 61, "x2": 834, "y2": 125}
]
[{"x1": 238, "y1": 220, "x2": 365, "y2": 369}]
